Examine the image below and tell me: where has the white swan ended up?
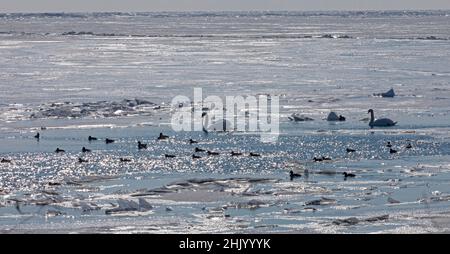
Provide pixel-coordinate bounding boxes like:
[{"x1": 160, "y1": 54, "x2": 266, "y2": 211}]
[
  {"x1": 202, "y1": 112, "x2": 233, "y2": 132},
  {"x1": 368, "y1": 109, "x2": 397, "y2": 128}
]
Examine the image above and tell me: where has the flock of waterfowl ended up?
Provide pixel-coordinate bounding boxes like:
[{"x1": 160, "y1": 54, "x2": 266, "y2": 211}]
[
  {"x1": 1, "y1": 125, "x2": 413, "y2": 184},
  {"x1": 0, "y1": 88, "x2": 411, "y2": 183},
  {"x1": 1, "y1": 131, "x2": 267, "y2": 167},
  {"x1": 290, "y1": 108, "x2": 397, "y2": 128}
]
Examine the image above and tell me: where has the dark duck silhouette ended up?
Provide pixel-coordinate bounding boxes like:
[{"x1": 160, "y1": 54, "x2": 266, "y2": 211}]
[
  {"x1": 192, "y1": 154, "x2": 201, "y2": 159},
  {"x1": 88, "y1": 136, "x2": 98, "y2": 141},
  {"x1": 390, "y1": 148, "x2": 398, "y2": 154},
  {"x1": 195, "y1": 147, "x2": 206, "y2": 152},
  {"x1": 343, "y1": 172, "x2": 356, "y2": 178},
  {"x1": 138, "y1": 141, "x2": 148, "y2": 150},
  {"x1": 1, "y1": 158, "x2": 11, "y2": 163},
  {"x1": 120, "y1": 158, "x2": 132, "y2": 162},
  {"x1": 82, "y1": 147, "x2": 91, "y2": 153},
  {"x1": 314, "y1": 156, "x2": 331, "y2": 162},
  {"x1": 105, "y1": 138, "x2": 115, "y2": 144},
  {"x1": 165, "y1": 154, "x2": 176, "y2": 158},
  {"x1": 207, "y1": 151, "x2": 219, "y2": 156},
  {"x1": 313, "y1": 157, "x2": 323, "y2": 162},
  {"x1": 406, "y1": 143, "x2": 412, "y2": 149},
  {"x1": 386, "y1": 142, "x2": 392, "y2": 148},
  {"x1": 189, "y1": 139, "x2": 198, "y2": 144},
  {"x1": 78, "y1": 158, "x2": 88, "y2": 163},
  {"x1": 55, "y1": 148, "x2": 65, "y2": 153},
  {"x1": 289, "y1": 170, "x2": 302, "y2": 181},
  {"x1": 231, "y1": 151, "x2": 243, "y2": 156},
  {"x1": 346, "y1": 148, "x2": 356, "y2": 153},
  {"x1": 157, "y1": 133, "x2": 169, "y2": 140},
  {"x1": 34, "y1": 132, "x2": 40, "y2": 140},
  {"x1": 249, "y1": 152, "x2": 261, "y2": 157}
]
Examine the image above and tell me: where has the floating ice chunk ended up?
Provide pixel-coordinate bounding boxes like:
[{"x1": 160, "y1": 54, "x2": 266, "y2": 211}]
[
  {"x1": 327, "y1": 112, "x2": 346, "y2": 121},
  {"x1": 138, "y1": 198, "x2": 153, "y2": 211},
  {"x1": 288, "y1": 113, "x2": 314, "y2": 122},
  {"x1": 374, "y1": 88, "x2": 395, "y2": 98},
  {"x1": 305, "y1": 197, "x2": 337, "y2": 206},
  {"x1": 105, "y1": 199, "x2": 139, "y2": 214},
  {"x1": 327, "y1": 112, "x2": 339, "y2": 121},
  {"x1": 388, "y1": 197, "x2": 401, "y2": 204}
]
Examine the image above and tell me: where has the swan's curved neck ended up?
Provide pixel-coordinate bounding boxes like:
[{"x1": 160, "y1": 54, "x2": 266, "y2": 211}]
[{"x1": 369, "y1": 111, "x2": 375, "y2": 123}]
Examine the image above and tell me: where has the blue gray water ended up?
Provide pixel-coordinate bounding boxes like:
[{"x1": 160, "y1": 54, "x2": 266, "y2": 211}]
[{"x1": 1, "y1": 11, "x2": 450, "y2": 233}]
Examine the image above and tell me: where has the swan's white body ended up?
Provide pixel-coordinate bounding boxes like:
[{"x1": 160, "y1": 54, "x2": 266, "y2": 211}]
[
  {"x1": 202, "y1": 113, "x2": 233, "y2": 132},
  {"x1": 368, "y1": 109, "x2": 397, "y2": 127}
]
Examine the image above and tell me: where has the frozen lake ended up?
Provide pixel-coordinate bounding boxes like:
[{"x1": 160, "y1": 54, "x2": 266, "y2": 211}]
[{"x1": 0, "y1": 11, "x2": 450, "y2": 233}]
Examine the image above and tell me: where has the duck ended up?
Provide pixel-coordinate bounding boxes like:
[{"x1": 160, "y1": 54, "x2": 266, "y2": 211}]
[
  {"x1": 1, "y1": 158, "x2": 11, "y2": 163},
  {"x1": 368, "y1": 109, "x2": 397, "y2": 128},
  {"x1": 55, "y1": 148, "x2": 65, "y2": 153},
  {"x1": 88, "y1": 136, "x2": 98, "y2": 141},
  {"x1": 249, "y1": 152, "x2": 261, "y2": 157},
  {"x1": 343, "y1": 172, "x2": 356, "y2": 178},
  {"x1": 207, "y1": 151, "x2": 220, "y2": 156},
  {"x1": 289, "y1": 170, "x2": 302, "y2": 181},
  {"x1": 165, "y1": 154, "x2": 176, "y2": 158},
  {"x1": 195, "y1": 147, "x2": 206, "y2": 152},
  {"x1": 189, "y1": 139, "x2": 198, "y2": 144},
  {"x1": 34, "y1": 132, "x2": 40, "y2": 139},
  {"x1": 406, "y1": 143, "x2": 413, "y2": 149},
  {"x1": 137, "y1": 141, "x2": 147, "y2": 150},
  {"x1": 313, "y1": 156, "x2": 331, "y2": 162},
  {"x1": 231, "y1": 151, "x2": 243, "y2": 156},
  {"x1": 105, "y1": 138, "x2": 115, "y2": 144},
  {"x1": 120, "y1": 158, "x2": 132, "y2": 162},
  {"x1": 390, "y1": 148, "x2": 398, "y2": 154},
  {"x1": 82, "y1": 147, "x2": 91, "y2": 153},
  {"x1": 346, "y1": 148, "x2": 356, "y2": 153},
  {"x1": 157, "y1": 133, "x2": 169, "y2": 140},
  {"x1": 78, "y1": 158, "x2": 88, "y2": 163},
  {"x1": 386, "y1": 141, "x2": 393, "y2": 148},
  {"x1": 313, "y1": 157, "x2": 324, "y2": 162},
  {"x1": 192, "y1": 154, "x2": 201, "y2": 159}
]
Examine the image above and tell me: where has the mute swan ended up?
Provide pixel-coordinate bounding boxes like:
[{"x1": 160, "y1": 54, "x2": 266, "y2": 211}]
[{"x1": 368, "y1": 109, "x2": 397, "y2": 128}]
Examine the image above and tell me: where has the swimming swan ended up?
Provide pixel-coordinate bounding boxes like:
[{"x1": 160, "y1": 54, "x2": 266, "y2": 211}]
[{"x1": 368, "y1": 109, "x2": 397, "y2": 128}]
